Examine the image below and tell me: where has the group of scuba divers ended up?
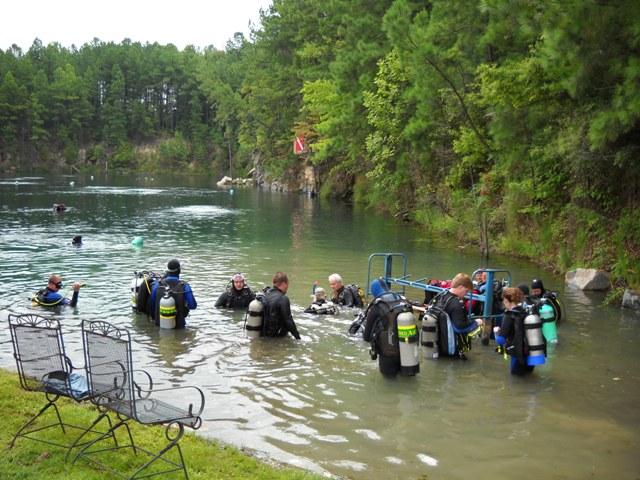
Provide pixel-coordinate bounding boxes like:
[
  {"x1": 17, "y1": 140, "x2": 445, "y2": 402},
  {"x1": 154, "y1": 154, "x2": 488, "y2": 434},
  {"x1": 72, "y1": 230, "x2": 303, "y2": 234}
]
[
  {"x1": 358, "y1": 273, "x2": 562, "y2": 378},
  {"x1": 33, "y1": 255, "x2": 562, "y2": 379}
]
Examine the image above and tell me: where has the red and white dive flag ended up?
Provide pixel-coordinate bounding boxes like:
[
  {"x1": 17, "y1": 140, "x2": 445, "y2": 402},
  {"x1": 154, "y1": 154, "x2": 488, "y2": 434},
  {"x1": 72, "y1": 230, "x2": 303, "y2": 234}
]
[{"x1": 294, "y1": 136, "x2": 305, "y2": 154}]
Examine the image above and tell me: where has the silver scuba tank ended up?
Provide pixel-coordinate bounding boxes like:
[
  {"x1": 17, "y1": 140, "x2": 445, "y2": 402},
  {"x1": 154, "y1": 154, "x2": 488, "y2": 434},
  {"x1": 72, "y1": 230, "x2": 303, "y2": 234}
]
[
  {"x1": 246, "y1": 295, "x2": 264, "y2": 339},
  {"x1": 421, "y1": 310, "x2": 439, "y2": 359},
  {"x1": 524, "y1": 310, "x2": 545, "y2": 366},
  {"x1": 131, "y1": 275, "x2": 144, "y2": 309},
  {"x1": 397, "y1": 310, "x2": 420, "y2": 376},
  {"x1": 159, "y1": 291, "x2": 177, "y2": 329}
]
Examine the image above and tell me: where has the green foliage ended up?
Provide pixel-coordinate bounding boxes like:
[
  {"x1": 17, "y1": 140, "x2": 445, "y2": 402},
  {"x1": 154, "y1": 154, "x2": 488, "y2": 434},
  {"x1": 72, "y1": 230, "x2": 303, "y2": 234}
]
[
  {"x1": 157, "y1": 133, "x2": 190, "y2": 169},
  {"x1": 110, "y1": 142, "x2": 135, "y2": 170},
  {"x1": 612, "y1": 209, "x2": 640, "y2": 288},
  {"x1": 1, "y1": 0, "x2": 639, "y2": 283}
]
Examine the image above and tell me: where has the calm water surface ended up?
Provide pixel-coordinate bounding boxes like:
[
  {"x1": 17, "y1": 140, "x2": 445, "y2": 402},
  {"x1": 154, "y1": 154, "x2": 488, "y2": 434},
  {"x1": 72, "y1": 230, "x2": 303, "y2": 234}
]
[{"x1": 1, "y1": 175, "x2": 638, "y2": 479}]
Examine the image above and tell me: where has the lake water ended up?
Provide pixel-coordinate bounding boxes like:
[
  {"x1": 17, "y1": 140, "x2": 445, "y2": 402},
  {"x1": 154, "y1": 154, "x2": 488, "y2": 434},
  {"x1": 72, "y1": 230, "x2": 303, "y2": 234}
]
[{"x1": 1, "y1": 174, "x2": 639, "y2": 479}]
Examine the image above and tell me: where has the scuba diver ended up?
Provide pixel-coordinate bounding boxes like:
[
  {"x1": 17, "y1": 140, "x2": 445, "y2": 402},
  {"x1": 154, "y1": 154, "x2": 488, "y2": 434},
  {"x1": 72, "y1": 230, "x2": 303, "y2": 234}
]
[
  {"x1": 262, "y1": 271, "x2": 301, "y2": 339},
  {"x1": 530, "y1": 278, "x2": 563, "y2": 323},
  {"x1": 304, "y1": 287, "x2": 338, "y2": 314},
  {"x1": 494, "y1": 287, "x2": 546, "y2": 375},
  {"x1": 215, "y1": 273, "x2": 255, "y2": 309},
  {"x1": 427, "y1": 273, "x2": 483, "y2": 360},
  {"x1": 53, "y1": 203, "x2": 67, "y2": 213},
  {"x1": 523, "y1": 280, "x2": 559, "y2": 343},
  {"x1": 32, "y1": 275, "x2": 82, "y2": 307},
  {"x1": 362, "y1": 278, "x2": 419, "y2": 377},
  {"x1": 150, "y1": 259, "x2": 197, "y2": 329},
  {"x1": 72, "y1": 235, "x2": 82, "y2": 246},
  {"x1": 328, "y1": 273, "x2": 364, "y2": 308}
]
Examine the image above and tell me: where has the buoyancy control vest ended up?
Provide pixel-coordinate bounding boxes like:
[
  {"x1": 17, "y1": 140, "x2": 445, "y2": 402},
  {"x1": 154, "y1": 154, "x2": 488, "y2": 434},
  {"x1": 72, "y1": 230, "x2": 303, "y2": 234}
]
[
  {"x1": 222, "y1": 285, "x2": 254, "y2": 309},
  {"x1": 132, "y1": 271, "x2": 160, "y2": 315},
  {"x1": 305, "y1": 300, "x2": 338, "y2": 315},
  {"x1": 370, "y1": 292, "x2": 412, "y2": 359},
  {"x1": 153, "y1": 278, "x2": 188, "y2": 328},
  {"x1": 32, "y1": 288, "x2": 63, "y2": 307},
  {"x1": 261, "y1": 287, "x2": 280, "y2": 337},
  {"x1": 429, "y1": 291, "x2": 479, "y2": 358},
  {"x1": 428, "y1": 292, "x2": 458, "y2": 357}
]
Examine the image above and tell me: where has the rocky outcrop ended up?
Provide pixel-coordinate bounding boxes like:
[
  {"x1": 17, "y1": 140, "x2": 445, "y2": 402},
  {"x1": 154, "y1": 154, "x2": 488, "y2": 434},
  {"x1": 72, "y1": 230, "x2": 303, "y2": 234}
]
[
  {"x1": 622, "y1": 289, "x2": 640, "y2": 311},
  {"x1": 216, "y1": 176, "x2": 253, "y2": 187},
  {"x1": 565, "y1": 268, "x2": 611, "y2": 291}
]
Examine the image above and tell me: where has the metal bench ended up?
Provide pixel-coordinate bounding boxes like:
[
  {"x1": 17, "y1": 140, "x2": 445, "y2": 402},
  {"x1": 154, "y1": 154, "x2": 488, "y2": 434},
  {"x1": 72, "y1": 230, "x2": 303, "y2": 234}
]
[
  {"x1": 74, "y1": 320, "x2": 205, "y2": 479},
  {"x1": 8, "y1": 313, "x2": 114, "y2": 453}
]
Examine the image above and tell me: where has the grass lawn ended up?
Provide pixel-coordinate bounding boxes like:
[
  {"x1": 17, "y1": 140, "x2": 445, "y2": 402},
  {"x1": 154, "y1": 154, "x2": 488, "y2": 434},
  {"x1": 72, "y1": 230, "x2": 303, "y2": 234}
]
[{"x1": 0, "y1": 368, "x2": 324, "y2": 479}]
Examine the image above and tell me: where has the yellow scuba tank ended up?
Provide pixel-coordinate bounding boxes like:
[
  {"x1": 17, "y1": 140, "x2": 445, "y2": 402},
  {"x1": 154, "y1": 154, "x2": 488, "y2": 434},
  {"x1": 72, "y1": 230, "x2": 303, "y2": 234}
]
[
  {"x1": 246, "y1": 295, "x2": 264, "y2": 339},
  {"x1": 397, "y1": 310, "x2": 420, "y2": 376},
  {"x1": 420, "y1": 310, "x2": 439, "y2": 359},
  {"x1": 159, "y1": 292, "x2": 177, "y2": 329},
  {"x1": 524, "y1": 310, "x2": 545, "y2": 366}
]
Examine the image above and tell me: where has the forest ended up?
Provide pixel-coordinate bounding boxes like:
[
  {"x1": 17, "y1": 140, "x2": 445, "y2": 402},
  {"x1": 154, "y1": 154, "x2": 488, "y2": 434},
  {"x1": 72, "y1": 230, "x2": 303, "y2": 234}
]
[{"x1": 1, "y1": 0, "x2": 639, "y2": 289}]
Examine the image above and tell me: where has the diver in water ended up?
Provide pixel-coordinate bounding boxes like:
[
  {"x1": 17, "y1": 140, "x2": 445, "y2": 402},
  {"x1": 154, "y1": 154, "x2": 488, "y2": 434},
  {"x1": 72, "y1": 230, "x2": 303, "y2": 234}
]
[
  {"x1": 215, "y1": 273, "x2": 255, "y2": 309},
  {"x1": 72, "y1": 235, "x2": 82, "y2": 246},
  {"x1": 429, "y1": 273, "x2": 484, "y2": 359},
  {"x1": 494, "y1": 287, "x2": 539, "y2": 375},
  {"x1": 262, "y1": 271, "x2": 301, "y2": 339},
  {"x1": 362, "y1": 278, "x2": 416, "y2": 377},
  {"x1": 328, "y1": 273, "x2": 362, "y2": 307},
  {"x1": 32, "y1": 275, "x2": 82, "y2": 307},
  {"x1": 304, "y1": 287, "x2": 337, "y2": 314},
  {"x1": 150, "y1": 259, "x2": 197, "y2": 328}
]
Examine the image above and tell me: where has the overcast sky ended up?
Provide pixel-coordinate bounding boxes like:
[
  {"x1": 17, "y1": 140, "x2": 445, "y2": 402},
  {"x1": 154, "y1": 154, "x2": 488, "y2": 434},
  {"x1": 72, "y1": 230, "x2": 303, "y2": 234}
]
[{"x1": 1, "y1": 0, "x2": 272, "y2": 52}]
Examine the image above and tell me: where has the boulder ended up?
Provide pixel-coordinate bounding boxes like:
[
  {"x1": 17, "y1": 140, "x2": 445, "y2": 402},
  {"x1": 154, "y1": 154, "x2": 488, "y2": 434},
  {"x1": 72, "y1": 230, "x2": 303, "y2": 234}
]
[
  {"x1": 216, "y1": 176, "x2": 232, "y2": 187},
  {"x1": 565, "y1": 268, "x2": 610, "y2": 291},
  {"x1": 622, "y1": 289, "x2": 640, "y2": 311}
]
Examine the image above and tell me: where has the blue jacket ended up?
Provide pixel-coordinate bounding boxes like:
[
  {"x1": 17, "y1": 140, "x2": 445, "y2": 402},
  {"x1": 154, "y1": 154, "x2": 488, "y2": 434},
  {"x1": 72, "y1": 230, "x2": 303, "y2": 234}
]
[{"x1": 150, "y1": 274, "x2": 197, "y2": 310}]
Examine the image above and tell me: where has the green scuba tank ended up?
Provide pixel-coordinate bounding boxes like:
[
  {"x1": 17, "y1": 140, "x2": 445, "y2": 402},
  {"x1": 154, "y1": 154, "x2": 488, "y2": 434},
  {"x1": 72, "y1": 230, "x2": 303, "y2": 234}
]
[{"x1": 539, "y1": 302, "x2": 558, "y2": 344}]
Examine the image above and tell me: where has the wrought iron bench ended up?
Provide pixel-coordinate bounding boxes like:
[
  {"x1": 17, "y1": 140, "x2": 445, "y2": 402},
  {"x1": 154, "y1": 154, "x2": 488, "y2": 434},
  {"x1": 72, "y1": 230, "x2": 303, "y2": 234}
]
[
  {"x1": 73, "y1": 320, "x2": 205, "y2": 479},
  {"x1": 7, "y1": 313, "x2": 114, "y2": 453}
]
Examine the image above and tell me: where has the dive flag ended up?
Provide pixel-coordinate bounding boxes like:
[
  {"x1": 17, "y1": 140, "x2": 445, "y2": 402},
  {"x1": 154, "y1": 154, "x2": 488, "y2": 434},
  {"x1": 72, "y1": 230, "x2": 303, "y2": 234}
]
[{"x1": 294, "y1": 136, "x2": 305, "y2": 154}]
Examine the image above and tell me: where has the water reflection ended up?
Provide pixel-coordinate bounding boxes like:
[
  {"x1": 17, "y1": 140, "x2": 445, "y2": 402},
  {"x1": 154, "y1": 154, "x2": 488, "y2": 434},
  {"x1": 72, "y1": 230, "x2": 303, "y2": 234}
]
[{"x1": 0, "y1": 174, "x2": 639, "y2": 479}]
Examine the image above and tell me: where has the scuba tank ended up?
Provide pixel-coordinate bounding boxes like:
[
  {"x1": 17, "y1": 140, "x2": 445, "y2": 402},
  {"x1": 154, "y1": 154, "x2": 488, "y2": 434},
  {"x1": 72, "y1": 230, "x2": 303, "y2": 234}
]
[
  {"x1": 539, "y1": 301, "x2": 558, "y2": 344},
  {"x1": 159, "y1": 292, "x2": 177, "y2": 329},
  {"x1": 420, "y1": 309, "x2": 439, "y2": 359},
  {"x1": 131, "y1": 274, "x2": 144, "y2": 310},
  {"x1": 245, "y1": 295, "x2": 264, "y2": 339},
  {"x1": 524, "y1": 309, "x2": 546, "y2": 366},
  {"x1": 397, "y1": 310, "x2": 420, "y2": 376}
]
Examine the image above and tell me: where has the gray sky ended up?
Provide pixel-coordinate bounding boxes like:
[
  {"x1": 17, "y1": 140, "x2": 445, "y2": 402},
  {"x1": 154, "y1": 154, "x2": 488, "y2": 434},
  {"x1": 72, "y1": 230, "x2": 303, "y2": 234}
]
[{"x1": 2, "y1": 0, "x2": 272, "y2": 51}]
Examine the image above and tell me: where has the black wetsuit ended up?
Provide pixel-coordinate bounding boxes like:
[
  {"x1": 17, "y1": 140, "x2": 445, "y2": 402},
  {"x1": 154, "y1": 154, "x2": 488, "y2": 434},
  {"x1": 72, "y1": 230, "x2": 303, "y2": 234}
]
[
  {"x1": 215, "y1": 286, "x2": 255, "y2": 309},
  {"x1": 263, "y1": 286, "x2": 301, "y2": 339}
]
